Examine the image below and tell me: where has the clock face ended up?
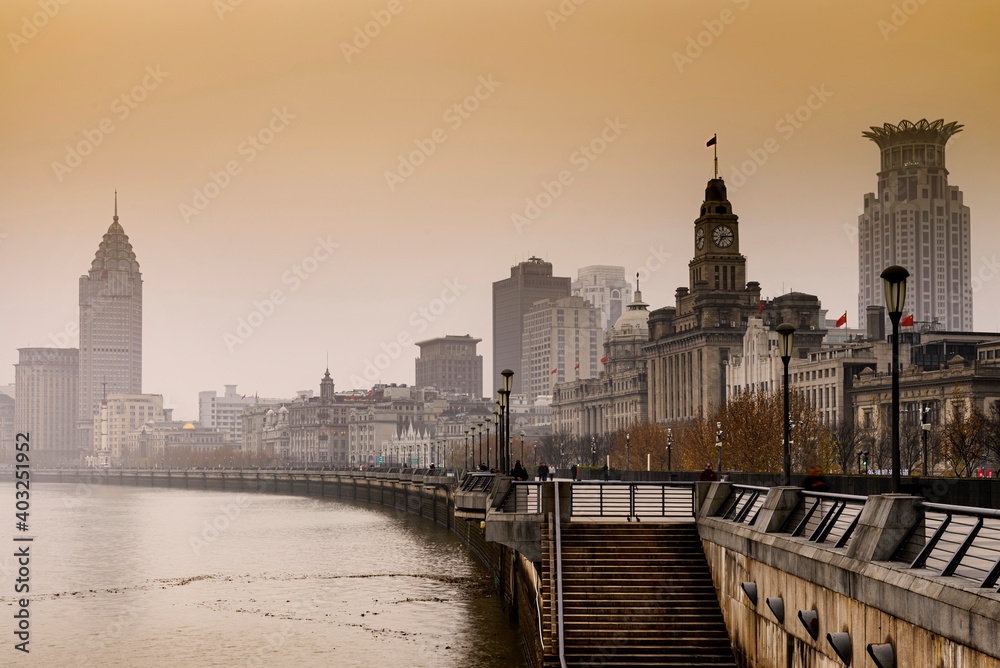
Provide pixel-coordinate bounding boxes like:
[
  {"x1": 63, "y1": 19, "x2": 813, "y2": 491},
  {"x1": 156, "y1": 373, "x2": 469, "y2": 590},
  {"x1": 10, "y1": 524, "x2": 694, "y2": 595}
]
[
  {"x1": 712, "y1": 225, "x2": 734, "y2": 248},
  {"x1": 695, "y1": 228, "x2": 705, "y2": 250}
]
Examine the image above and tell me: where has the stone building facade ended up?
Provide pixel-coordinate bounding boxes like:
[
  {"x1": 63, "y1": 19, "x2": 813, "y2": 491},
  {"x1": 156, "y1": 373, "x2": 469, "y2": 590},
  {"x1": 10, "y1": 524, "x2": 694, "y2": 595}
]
[
  {"x1": 552, "y1": 285, "x2": 650, "y2": 437},
  {"x1": 645, "y1": 178, "x2": 826, "y2": 424}
]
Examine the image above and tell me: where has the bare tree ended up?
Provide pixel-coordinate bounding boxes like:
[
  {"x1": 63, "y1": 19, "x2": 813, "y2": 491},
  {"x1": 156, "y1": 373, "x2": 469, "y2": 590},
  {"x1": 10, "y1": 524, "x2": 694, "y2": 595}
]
[{"x1": 941, "y1": 386, "x2": 986, "y2": 477}]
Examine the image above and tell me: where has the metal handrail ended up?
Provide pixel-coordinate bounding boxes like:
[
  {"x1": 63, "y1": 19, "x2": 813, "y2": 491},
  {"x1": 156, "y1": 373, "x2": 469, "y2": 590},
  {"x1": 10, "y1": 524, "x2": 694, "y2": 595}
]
[
  {"x1": 496, "y1": 481, "x2": 542, "y2": 514},
  {"x1": 553, "y1": 483, "x2": 567, "y2": 668},
  {"x1": 569, "y1": 480, "x2": 694, "y2": 519},
  {"x1": 890, "y1": 500, "x2": 1000, "y2": 590},
  {"x1": 773, "y1": 490, "x2": 867, "y2": 549},
  {"x1": 716, "y1": 484, "x2": 770, "y2": 525}
]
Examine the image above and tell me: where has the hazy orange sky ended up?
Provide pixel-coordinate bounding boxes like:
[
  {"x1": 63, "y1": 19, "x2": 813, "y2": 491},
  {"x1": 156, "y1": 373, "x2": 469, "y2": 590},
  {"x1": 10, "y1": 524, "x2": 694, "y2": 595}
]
[{"x1": 2, "y1": 0, "x2": 998, "y2": 418}]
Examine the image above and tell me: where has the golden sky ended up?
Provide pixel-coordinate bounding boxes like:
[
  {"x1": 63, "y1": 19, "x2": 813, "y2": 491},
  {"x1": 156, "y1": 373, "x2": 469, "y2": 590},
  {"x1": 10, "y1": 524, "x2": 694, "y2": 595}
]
[{"x1": 2, "y1": 0, "x2": 998, "y2": 416}]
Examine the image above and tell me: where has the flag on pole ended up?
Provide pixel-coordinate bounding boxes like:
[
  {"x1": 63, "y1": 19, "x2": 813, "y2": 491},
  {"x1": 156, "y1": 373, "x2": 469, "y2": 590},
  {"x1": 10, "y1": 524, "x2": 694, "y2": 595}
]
[
  {"x1": 574, "y1": 363, "x2": 580, "y2": 370},
  {"x1": 600, "y1": 356, "x2": 609, "y2": 363},
  {"x1": 241, "y1": 394, "x2": 245, "y2": 399},
  {"x1": 836, "y1": 312, "x2": 847, "y2": 328},
  {"x1": 901, "y1": 314, "x2": 914, "y2": 327},
  {"x1": 706, "y1": 135, "x2": 717, "y2": 147},
  {"x1": 758, "y1": 300, "x2": 764, "y2": 313},
  {"x1": 550, "y1": 368, "x2": 558, "y2": 375}
]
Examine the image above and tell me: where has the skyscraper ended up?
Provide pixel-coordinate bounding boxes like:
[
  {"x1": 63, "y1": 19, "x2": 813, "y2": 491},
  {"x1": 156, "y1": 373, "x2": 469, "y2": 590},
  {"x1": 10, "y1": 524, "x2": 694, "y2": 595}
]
[
  {"x1": 572, "y1": 265, "x2": 632, "y2": 331},
  {"x1": 77, "y1": 194, "x2": 143, "y2": 450},
  {"x1": 492, "y1": 257, "x2": 571, "y2": 395},
  {"x1": 521, "y1": 296, "x2": 602, "y2": 402},
  {"x1": 858, "y1": 119, "x2": 972, "y2": 331},
  {"x1": 414, "y1": 335, "x2": 483, "y2": 398},
  {"x1": 15, "y1": 348, "x2": 78, "y2": 465}
]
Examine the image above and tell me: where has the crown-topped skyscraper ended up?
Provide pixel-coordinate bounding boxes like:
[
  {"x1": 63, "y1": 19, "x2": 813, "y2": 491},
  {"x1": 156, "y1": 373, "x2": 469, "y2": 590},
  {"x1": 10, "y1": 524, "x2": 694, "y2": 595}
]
[
  {"x1": 77, "y1": 193, "x2": 143, "y2": 453},
  {"x1": 858, "y1": 119, "x2": 972, "y2": 331}
]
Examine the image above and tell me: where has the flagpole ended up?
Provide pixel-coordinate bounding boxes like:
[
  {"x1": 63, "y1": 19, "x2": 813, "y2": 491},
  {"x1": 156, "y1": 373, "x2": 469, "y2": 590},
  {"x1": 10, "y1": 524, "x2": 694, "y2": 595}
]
[{"x1": 713, "y1": 133, "x2": 718, "y2": 179}]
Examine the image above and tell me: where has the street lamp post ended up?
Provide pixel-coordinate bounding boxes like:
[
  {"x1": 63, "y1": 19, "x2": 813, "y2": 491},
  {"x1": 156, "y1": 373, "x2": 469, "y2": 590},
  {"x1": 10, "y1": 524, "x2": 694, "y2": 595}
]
[
  {"x1": 667, "y1": 428, "x2": 673, "y2": 473},
  {"x1": 777, "y1": 323, "x2": 796, "y2": 486},
  {"x1": 591, "y1": 436, "x2": 596, "y2": 467},
  {"x1": 494, "y1": 402, "x2": 502, "y2": 470},
  {"x1": 716, "y1": 422, "x2": 723, "y2": 474},
  {"x1": 625, "y1": 433, "x2": 630, "y2": 471},
  {"x1": 881, "y1": 265, "x2": 910, "y2": 493},
  {"x1": 502, "y1": 369, "x2": 514, "y2": 473},
  {"x1": 477, "y1": 422, "x2": 483, "y2": 468},
  {"x1": 520, "y1": 431, "x2": 525, "y2": 466},
  {"x1": 921, "y1": 405, "x2": 932, "y2": 476},
  {"x1": 486, "y1": 417, "x2": 493, "y2": 471}
]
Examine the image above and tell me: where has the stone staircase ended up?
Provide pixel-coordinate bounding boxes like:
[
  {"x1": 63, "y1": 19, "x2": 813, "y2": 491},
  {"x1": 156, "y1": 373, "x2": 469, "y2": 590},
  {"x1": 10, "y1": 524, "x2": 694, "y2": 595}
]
[{"x1": 542, "y1": 522, "x2": 736, "y2": 666}]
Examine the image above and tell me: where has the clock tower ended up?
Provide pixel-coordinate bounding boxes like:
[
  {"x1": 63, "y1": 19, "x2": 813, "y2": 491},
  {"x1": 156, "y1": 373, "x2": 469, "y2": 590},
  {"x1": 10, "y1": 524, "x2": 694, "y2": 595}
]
[{"x1": 689, "y1": 178, "x2": 746, "y2": 294}]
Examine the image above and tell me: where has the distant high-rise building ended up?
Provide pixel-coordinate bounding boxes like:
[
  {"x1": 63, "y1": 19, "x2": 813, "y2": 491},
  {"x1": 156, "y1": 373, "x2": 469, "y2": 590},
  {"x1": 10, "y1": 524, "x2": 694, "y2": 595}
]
[
  {"x1": 0, "y1": 384, "x2": 15, "y2": 400},
  {"x1": 199, "y1": 385, "x2": 274, "y2": 444},
  {"x1": 521, "y1": 296, "x2": 602, "y2": 403},
  {"x1": 572, "y1": 265, "x2": 632, "y2": 332},
  {"x1": 414, "y1": 335, "x2": 483, "y2": 397},
  {"x1": 858, "y1": 119, "x2": 972, "y2": 331},
  {"x1": 92, "y1": 393, "x2": 164, "y2": 464},
  {"x1": 0, "y1": 394, "x2": 15, "y2": 463},
  {"x1": 492, "y1": 257, "x2": 571, "y2": 395},
  {"x1": 14, "y1": 348, "x2": 78, "y2": 465},
  {"x1": 78, "y1": 194, "x2": 143, "y2": 450}
]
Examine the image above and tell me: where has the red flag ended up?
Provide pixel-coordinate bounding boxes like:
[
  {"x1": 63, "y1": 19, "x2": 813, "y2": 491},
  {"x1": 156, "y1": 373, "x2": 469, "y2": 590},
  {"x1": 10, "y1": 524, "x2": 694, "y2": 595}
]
[
  {"x1": 550, "y1": 368, "x2": 558, "y2": 375},
  {"x1": 835, "y1": 312, "x2": 847, "y2": 328},
  {"x1": 634, "y1": 351, "x2": 638, "y2": 359},
  {"x1": 758, "y1": 300, "x2": 763, "y2": 313},
  {"x1": 241, "y1": 394, "x2": 245, "y2": 399},
  {"x1": 574, "y1": 363, "x2": 579, "y2": 370},
  {"x1": 901, "y1": 314, "x2": 914, "y2": 327},
  {"x1": 600, "y1": 356, "x2": 609, "y2": 363}
]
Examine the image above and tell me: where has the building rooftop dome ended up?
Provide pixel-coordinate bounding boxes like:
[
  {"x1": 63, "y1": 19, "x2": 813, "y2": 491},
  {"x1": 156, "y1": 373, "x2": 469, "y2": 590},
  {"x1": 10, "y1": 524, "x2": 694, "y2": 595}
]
[
  {"x1": 183, "y1": 422, "x2": 195, "y2": 430},
  {"x1": 609, "y1": 277, "x2": 650, "y2": 337}
]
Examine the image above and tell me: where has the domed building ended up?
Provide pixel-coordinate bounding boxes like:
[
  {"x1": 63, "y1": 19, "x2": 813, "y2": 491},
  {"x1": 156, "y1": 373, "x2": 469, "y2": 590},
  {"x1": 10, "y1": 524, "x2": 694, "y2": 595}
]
[{"x1": 552, "y1": 281, "x2": 650, "y2": 436}]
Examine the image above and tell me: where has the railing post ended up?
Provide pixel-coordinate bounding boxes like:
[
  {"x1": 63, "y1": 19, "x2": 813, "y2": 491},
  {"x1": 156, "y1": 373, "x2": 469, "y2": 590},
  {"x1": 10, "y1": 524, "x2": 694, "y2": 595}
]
[{"x1": 847, "y1": 494, "x2": 923, "y2": 562}]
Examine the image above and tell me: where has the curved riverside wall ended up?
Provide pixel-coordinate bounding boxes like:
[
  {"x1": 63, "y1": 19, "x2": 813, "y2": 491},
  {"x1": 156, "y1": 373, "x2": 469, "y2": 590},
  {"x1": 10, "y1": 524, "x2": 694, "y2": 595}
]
[
  {"x1": 696, "y1": 482, "x2": 1000, "y2": 668},
  {"x1": 26, "y1": 469, "x2": 537, "y2": 666}
]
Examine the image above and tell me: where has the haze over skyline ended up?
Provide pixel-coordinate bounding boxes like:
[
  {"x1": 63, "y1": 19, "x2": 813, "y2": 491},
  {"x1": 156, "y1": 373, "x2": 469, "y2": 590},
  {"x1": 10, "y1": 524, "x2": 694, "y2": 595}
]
[{"x1": 2, "y1": 0, "x2": 998, "y2": 419}]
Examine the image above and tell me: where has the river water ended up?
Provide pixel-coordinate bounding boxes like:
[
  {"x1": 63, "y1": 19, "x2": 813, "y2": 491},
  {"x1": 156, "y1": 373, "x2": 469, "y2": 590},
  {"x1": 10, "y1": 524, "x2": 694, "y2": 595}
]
[{"x1": 0, "y1": 483, "x2": 526, "y2": 667}]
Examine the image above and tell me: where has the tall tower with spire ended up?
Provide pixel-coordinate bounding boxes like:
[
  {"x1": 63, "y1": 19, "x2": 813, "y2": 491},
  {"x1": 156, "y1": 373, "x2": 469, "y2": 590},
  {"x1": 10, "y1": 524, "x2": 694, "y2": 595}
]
[{"x1": 77, "y1": 193, "x2": 143, "y2": 453}]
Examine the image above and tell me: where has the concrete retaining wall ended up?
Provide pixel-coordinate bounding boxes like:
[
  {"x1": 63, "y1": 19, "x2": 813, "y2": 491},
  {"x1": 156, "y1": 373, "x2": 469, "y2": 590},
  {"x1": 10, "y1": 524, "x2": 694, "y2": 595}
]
[{"x1": 697, "y1": 484, "x2": 1000, "y2": 667}]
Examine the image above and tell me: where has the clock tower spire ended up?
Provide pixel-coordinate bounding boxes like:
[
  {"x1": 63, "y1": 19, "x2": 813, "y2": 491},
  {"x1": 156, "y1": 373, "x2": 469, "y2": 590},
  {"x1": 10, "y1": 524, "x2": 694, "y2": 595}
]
[{"x1": 689, "y1": 178, "x2": 746, "y2": 294}]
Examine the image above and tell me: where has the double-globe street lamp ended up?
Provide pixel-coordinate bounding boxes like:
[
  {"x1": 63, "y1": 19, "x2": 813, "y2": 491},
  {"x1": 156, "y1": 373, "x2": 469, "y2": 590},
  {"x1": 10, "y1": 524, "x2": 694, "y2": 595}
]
[
  {"x1": 716, "y1": 422, "x2": 723, "y2": 473},
  {"x1": 881, "y1": 265, "x2": 910, "y2": 493},
  {"x1": 777, "y1": 323, "x2": 796, "y2": 486},
  {"x1": 667, "y1": 428, "x2": 673, "y2": 473}
]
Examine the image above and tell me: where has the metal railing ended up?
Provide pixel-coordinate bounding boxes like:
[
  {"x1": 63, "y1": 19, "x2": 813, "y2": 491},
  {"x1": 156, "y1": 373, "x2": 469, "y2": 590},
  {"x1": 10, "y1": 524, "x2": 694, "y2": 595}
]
[
  {"x1": 459, "y1": 472, "x2": 496, "y2": 492},
  {"x1": 890, "y1": 501, "x2": 1000, "y2": 590},
  {"x1": 777, "y1": 491, "x2": 868, "y2": 549},
  {"x1": 715, "y1": 484, "x2": 770, "y2": 526},
  {"x1": 553, "y1": 480, "x2": 567, "y2": 668},
  {"x1": 496, "y1": 481, "x2": 542, "y2": 514},
  {"x1": 570, "y1": 481, "x2": 694, "y2": 519}
]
